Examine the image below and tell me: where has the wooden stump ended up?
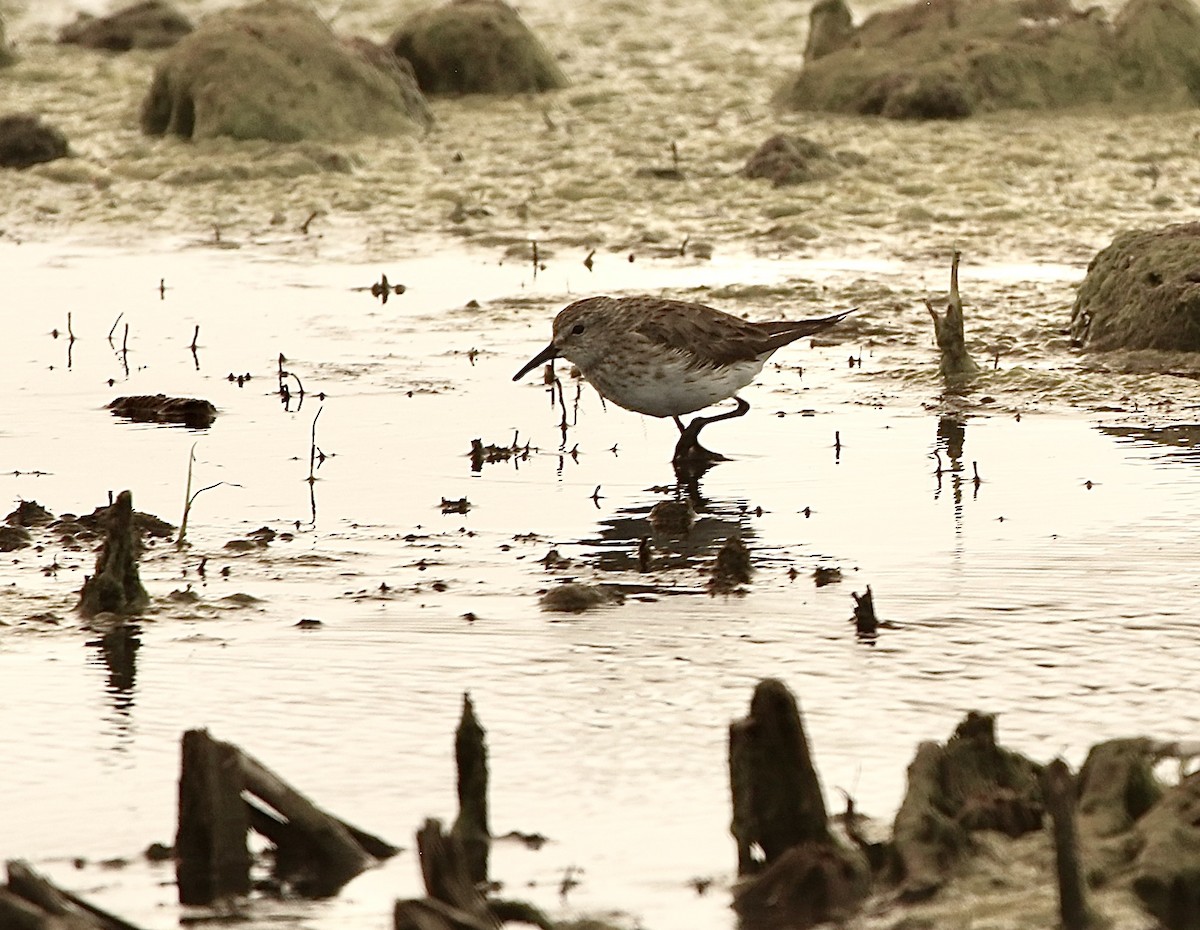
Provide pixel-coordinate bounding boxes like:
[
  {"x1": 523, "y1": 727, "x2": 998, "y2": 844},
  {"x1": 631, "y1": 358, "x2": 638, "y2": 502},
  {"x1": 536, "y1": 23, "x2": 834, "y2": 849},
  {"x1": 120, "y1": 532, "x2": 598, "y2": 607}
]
[
  {"x1": 394, "y1": 819, "x2": 499, "y2": 930},
  {"x1": 925, "y1": 250, "x2": 980, "y2": 381},
  {"x1": 77, "y1": 490, "x2": 149, "y2": 617},
  {"x1": 1043, "y1": 759, "x2": 1103, "y2": 930},
  {"x1": 2, "y1": 859, "x2": 143, "y2": 930},
  {"x1": 175, "y1": 729, "x2": 251, "y2": 905},
  {"x1": 451, "y1": 693, "x2": 490, "y2": 886},
  {"x1": 729, "y1": 679, "x2": 869, "y2": 927}
]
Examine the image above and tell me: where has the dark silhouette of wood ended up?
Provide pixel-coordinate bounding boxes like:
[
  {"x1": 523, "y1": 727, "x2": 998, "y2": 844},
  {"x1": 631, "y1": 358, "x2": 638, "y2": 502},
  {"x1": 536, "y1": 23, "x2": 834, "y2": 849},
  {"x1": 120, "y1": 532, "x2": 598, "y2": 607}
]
[
  {"x1": 729, "y1": 678, "x2": 869, "y2": 927},
  {"x1": 176, "y1": 729, "x2": 251, "y2": 905},
  {"x1": 176, "y1": 729, "x2": 391, "y2": 905},
  {"x1": 3, "y1": 860, "x2": 141, "y2": 930},
  {"x1": 852, "y1": 586, "x2": 877, "y2": 637},
  {"x1": 78, "y1": 490, "x2": 149, "y2": 617},
  {"x1": 925, "y1": 250, "x2": 980, "y2": 381},
  {"x1": 394, "y1": 819, "x2": 499, "y2": 930},
  {"x1": 1043, "y1": 759, "x2": 1103, "y2": 930},
  {"x1": 452, "y1": 693, "x2": 490, "y2": 885}
]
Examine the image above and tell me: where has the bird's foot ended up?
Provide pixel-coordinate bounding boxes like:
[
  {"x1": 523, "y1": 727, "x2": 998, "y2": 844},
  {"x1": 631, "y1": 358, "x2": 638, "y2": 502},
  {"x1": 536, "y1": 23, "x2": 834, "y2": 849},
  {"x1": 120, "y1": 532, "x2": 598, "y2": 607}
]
[{"x1": 672, "y1": 429, "x2": 726, "y2": 482}]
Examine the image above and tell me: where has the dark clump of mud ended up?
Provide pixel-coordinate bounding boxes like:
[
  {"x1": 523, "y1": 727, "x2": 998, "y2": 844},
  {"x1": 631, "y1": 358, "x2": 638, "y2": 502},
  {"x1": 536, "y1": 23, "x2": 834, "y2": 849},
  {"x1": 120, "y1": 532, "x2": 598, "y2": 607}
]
[
  {"x1": 743, "y1": 134, "x2": 849, "y2": 186},
  {"x1": 1070, "y1": 221, "x2": 1200, "y2": 351},
  {"x1": 0, "y1": 113, "x2": 69, "y2": 169},
  {"x1": 141, "y1": 0, "x2": 432, "y2": 142},
  {"x1": 775, "y1": 0, "x2": 1200, "y2": 119},
  {"x1": 388, "y1": 0, "x2": 568, "y2": 94},
  {"x1": 58, "y1": 0, "x2": 193, "y2": 52},
  {"x1": 108, "y1": 394, "x2": 218, "y2": 429}
]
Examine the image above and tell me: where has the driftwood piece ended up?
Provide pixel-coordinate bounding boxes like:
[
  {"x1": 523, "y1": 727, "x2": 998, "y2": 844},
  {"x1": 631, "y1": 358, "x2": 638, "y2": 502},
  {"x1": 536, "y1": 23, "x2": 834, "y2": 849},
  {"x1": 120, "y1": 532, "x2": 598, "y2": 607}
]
[
  {"x1": 77, "y1": 490, "x2": 149, "y2": 617},
  {"x1": 925, "y1": 250, "x2": 981, "y2": 381},
  {"x1": 2, "y1": 859, "x2": 143, "y2": 930},
  {"x1": 451, "y1": 693, "x2": 490, "y2": 885},
  {"x1": 176, "y1": 729, "x2": 389, "y2": 905},
  {"x1": 729, "y1": 679, "x2": 869, "y2": 927},
  {"x1": 891, "y1": 711, "x2": 1043, "y2": 900},
  {"x1": 176, "y1": 729, "x2": 251, "y2": 905},
  {"x1": 1043, "y1": 759, "x2": 1104, "y2": 930},
  {"x1": 851, "y1": 586, "x2": 878, "y2": 637}
]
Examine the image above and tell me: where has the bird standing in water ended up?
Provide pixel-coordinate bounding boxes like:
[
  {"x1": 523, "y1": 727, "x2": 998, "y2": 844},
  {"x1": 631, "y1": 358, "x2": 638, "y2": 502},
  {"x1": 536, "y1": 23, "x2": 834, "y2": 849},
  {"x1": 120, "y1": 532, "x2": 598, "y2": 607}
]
[{"x1": 513, "y1": 295, "x2": 853, "y2": 472}]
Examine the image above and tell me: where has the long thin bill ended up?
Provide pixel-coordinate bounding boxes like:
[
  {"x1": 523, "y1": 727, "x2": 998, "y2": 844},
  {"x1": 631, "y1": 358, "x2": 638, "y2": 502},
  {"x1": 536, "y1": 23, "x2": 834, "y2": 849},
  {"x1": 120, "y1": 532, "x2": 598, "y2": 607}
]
[{"x1": 512, "y1": 343, "x2": 558, "y2": 381}]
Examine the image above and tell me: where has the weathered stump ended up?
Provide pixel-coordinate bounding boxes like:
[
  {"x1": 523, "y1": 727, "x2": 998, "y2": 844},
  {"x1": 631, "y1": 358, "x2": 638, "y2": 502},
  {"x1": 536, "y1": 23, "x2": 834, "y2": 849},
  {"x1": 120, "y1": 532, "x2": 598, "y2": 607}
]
[
  {"x1": 175, "y1": 729, "x2": 251, "y2": 905},
  {"x1": 1, "y1": 859, "x2": 143, "y2": 930},
  {"x1": 77, "y1": 490, "x2": 149, "y2": 617},
  {"x1": 1043, "y1": 759, "x2": 1104, "y2": 930},
  {"x1": 1132, "y1": 772, "x2": 1200, "y2": 929},
  {"x1": 394, "y1": 819, "x2": 499, "y2": 930},
  {"x1": 891, "y1": 711, "x2": 1042, "y2": 899},
  {"x1": 451, "y1": 693, "x2": 490, "y2": 885},
  {"x1": 925, "y1": 250, "x2": 981, "y2": 381},
  {"x1": 729, "y1": 679, "x2": 869, "y2": 927}
]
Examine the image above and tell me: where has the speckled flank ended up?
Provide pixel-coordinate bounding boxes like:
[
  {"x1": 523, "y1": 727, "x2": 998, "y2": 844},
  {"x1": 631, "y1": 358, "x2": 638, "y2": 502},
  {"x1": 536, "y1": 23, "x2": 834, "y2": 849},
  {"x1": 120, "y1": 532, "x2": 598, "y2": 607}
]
[{"x1": 534, "y1": 295, "x2": 849, "y2": 418}]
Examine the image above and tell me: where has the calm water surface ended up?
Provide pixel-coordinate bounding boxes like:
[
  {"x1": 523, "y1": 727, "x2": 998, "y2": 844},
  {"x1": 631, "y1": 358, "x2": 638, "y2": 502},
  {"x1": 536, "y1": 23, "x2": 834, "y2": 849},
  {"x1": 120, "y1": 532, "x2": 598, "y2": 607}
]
[{"x1": 2, "y1": 239, "x2": 1199, "y2": 930}]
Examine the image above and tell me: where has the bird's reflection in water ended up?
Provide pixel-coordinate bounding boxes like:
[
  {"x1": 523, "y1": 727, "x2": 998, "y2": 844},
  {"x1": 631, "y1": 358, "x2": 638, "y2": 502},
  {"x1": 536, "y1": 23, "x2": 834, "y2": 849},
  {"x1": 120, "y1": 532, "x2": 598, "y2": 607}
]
[{"x1": 576, "y1": 471, "x2": 758, "y2": 577}]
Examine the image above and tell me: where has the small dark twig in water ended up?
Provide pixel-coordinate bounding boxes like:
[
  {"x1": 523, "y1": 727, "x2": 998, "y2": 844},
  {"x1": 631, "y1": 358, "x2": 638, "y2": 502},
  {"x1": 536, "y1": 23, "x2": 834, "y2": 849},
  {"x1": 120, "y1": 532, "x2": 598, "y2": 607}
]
[
  {"x1": 852, "y1": 586, "x2": 878, "y2": 640},
  {"x1": 307, "y1": 407, "x2": 324, "y2": 485},
  {"x1": 300, "y1": 211, "x2": 319, "y2": 235},
  {"x1": 367, "y1": 273, "x2": 406, "y2": 304},
  {"x1": 638, "y1": 536, "x2": 651, "y2": 572},
  {"x1": 177, "y1": 443, "x2": 241, "y2": 548},
  {"x1": 590, "y1": 485, "x2": 602, "y2": 506},
  {"x1": 972, "y1": 461, "x2": 982, "y2": 492},
  {"x1": 583, "y1": 249, "x2": 595, "y2": 272},
  {"x1": 108, "y1": 312, "x2": 123, "y2": 344},
  {"x1": 159, "y1": 278, "x2": 168, "y2": 300}
]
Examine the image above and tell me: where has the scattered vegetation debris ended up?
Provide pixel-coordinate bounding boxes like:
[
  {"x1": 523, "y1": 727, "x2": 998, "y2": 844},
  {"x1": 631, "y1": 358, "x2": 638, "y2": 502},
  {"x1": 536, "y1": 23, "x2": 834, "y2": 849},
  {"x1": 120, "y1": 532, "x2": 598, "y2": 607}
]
[
  {"x1": 539, "y1": 548, "x2": 572, "y2": 570},
  {"x1": 709, "y1": 535, "x2": 752, "y2": 595},
  {"x1": 637, "y1": 536, "x2": 652, "y2": 572},
  {"x1": 636, "y1": 140, "x2": 685, "y2": 180},
  {"x1": 358, "y1": 272, "x2": 406, "y2": 304},
  {"x1": 108, "y1": 394, "x2": 218, "y2": 429},
  {"x1": 441, "y1": 496, "x2": 471, "y2": 514},
  {"x1": 295, "y1": 617, "x2": 323, "y2": 629},
  {"x1": 538, "y1": 582, "x2": 622, "y2": 613},
  {"x1": 814, "y1": 566, "x2": 843, "y2": 586},
  {"x1": 495, "y1": 830, "x2": 548, "y2": 850},
  {"x1": 469, "y1": 433, "x2": 533, "y2": 471},
  {"x1": 145, "y1": 841, "x2": 173, "y2": 862}
]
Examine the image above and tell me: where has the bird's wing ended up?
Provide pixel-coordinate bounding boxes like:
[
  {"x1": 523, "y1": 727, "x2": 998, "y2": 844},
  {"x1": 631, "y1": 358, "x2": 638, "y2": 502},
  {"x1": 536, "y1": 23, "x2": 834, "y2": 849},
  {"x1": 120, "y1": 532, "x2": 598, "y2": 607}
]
[
  {"x1": 629, "y1": 299, "x2": 774, "y2": 368},
  {"x1": 754, "y1": 309, "x2": 856, "y2": 352}
]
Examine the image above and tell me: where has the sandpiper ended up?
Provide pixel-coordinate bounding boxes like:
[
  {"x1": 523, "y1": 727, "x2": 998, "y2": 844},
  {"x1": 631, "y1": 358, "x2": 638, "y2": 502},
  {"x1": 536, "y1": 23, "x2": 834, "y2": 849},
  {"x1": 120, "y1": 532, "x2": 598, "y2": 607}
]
[{"x1": 513, "y1": 295, "x2": 853, "y2": 469}]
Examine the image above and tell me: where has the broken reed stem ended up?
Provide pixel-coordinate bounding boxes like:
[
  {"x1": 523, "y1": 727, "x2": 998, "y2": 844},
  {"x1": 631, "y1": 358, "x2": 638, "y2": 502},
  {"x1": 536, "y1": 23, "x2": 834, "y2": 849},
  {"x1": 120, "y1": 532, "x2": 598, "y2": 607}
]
[
  {"x1": 190, "y1": 325, "x2": 199, "y2": 351},
  {"x1": 176, "y1": 443, "x2": 197, "y2": 548},
  {"x1": 308, "y1": 407, "x2": 323, "y2": 483},
  {"x1": 108, "y1": 312, "x2": 123, "y2": 342},
  {"x1": 67, "y1": 312, "x2": 75, "y2": 343}
]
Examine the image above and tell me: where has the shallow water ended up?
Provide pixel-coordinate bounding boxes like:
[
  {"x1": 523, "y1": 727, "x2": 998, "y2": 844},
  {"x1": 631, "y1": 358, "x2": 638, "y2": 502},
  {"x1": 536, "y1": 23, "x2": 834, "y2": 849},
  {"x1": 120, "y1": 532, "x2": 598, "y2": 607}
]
[{"x1": 3, "y1": 0, "x2": 1200, "y2": 928}]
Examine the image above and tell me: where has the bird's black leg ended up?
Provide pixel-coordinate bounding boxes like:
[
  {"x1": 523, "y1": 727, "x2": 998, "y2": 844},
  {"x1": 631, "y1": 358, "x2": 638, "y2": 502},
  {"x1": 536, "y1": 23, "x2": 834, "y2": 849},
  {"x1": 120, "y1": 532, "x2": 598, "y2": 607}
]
[
  {"x1": 673, "y1": 415, "x2": 686, "y2": 434},
  {"x1": 672, "y1": 397, "x2": 751, "y2": 477}
]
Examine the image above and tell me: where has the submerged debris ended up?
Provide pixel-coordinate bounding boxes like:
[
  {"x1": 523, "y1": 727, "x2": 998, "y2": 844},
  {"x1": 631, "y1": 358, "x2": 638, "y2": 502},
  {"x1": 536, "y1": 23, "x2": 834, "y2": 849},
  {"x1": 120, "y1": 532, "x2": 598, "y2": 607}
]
[
  {"x1": 108, "y1": 394, "x2": 217, "y2": 428},
  {"x1": 709, "y1": 535, "x2": 752, "y2": 594},
  {"x1": 0, "y1": 113, "x2": 69, "y2": 169},
  {"x1": 538, "y1": 581, "x2": 621, "y2": 613},
  {"x1": 58, "y1": 0, "x2": 194, "y2": 51},
  {"x1": 925, "y1": 250, "x2": 981, "y2": 381}
]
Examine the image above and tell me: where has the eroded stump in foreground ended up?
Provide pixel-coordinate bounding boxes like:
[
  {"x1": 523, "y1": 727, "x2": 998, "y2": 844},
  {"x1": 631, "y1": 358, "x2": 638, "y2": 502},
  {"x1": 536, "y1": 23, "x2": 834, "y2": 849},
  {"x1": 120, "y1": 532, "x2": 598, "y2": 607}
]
[{"x1": 729, "y1": 678, "x2": 870, "y2": 927}]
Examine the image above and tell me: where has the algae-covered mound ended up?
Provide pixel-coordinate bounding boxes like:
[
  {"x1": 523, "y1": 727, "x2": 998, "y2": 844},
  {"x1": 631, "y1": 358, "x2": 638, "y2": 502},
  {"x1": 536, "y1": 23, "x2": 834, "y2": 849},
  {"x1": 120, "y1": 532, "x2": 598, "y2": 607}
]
[
  {"x1": 388, "y1": 0, "x2": 567, "y2": 94},
  {"x1": 1070, "y1": 222, "x2": 1200, "y2": 351},
  {"x1": 59, "y1": 0, "x2": 193, "y2": 51},
  {"x1": 141, "y1": 0, "x2": 433, "y2": 142},
  {"x1": 776, "y1": 0, "x2": 1200, "y2": 119},
  {"x1": 0, "y1": 114, "x2": 70, "y2": 169}
]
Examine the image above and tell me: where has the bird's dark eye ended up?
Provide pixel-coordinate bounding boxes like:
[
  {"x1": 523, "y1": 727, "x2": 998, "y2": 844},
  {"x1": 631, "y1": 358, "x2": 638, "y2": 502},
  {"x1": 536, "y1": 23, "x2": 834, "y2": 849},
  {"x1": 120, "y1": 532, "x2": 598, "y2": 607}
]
[{"x1": 570, "y1": 323, "x2": 586, "y2": 335}]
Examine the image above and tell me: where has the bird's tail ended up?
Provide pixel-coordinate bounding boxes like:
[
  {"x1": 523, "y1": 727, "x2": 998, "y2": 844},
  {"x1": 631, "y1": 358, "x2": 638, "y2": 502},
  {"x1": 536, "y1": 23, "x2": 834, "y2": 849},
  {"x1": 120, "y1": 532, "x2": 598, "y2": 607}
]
[{"x1": 760, "y1": 308, "x2": 856, "y2": 348}]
